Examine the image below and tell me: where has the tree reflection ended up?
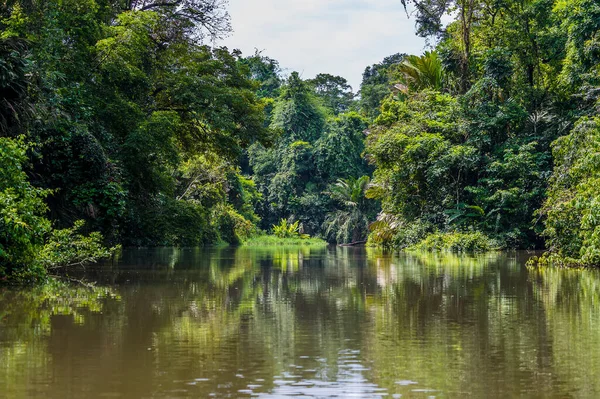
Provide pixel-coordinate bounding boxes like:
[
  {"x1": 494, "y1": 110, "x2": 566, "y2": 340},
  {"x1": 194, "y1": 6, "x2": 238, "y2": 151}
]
[
  {"x1": 0, "y1": 281, "x2": 119, "y2": 396},
  {"x1": 2, "y1": 248, "x2": 600, "y2": 397}
]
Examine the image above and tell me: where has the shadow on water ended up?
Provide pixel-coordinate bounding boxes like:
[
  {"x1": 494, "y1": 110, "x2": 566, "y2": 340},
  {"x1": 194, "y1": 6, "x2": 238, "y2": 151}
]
[{"x1": 1, "y1": 247, "x2": 600, "y2": 398}]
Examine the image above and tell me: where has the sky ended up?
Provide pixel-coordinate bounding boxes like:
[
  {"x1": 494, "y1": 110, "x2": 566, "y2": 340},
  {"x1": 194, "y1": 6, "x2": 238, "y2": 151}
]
[{"x1": 221, "y1": 0, "x2": 427, "y2": 91}]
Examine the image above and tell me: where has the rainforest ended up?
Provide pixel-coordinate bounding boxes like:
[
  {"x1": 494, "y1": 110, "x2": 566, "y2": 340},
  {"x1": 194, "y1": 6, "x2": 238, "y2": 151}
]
[
  {"x1": 5, "y1": 1, "x2": 600, "y2": 398},
  {"x1": 1, "y1": 0, "x2": 600, "y2": 283}
]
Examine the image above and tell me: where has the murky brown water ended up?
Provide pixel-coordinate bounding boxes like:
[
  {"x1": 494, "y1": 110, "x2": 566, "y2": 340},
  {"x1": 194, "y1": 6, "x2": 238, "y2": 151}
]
[{"x1": 2, "y1": 247, "x2": 600, "y2": 398}]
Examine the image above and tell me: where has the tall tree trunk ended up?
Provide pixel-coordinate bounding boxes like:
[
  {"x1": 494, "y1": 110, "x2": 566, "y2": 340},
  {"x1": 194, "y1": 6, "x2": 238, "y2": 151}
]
[{"x1": 459, "y1": 0, "x2": 475, "y2": 93}]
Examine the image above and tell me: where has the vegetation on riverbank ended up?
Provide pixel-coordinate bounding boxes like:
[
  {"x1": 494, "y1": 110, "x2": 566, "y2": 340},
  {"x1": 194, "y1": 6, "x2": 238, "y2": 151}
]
[
  {"x1": 0, "y1": 137, "x2": 117, "y2": 283},
  {"x1": 243, "y1": 219, "x2": 327, "y2": 246},
  {"x1": 242, "y1": 235, "x2": 327, "y2": 247},
  {"x1": 410, "y1": 232, "x2": 494, "y2": 253},
  {"x1": 361, "y1": 0, "x2": 600, "y2": 265},
  {"x1": 2, "y1": 0, "x2": 600, "y2": 280}
]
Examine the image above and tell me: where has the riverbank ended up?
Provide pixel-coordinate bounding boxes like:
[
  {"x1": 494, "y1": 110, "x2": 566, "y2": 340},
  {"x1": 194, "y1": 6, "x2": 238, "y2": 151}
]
[{"x1": 242, "y1": 235, "x2": 328, "y2": 247}]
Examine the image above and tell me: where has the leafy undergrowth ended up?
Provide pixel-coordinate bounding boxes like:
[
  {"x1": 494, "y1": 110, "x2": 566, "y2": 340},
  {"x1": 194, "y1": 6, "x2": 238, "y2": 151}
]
[
  {"x1": 526, "y1": 253, "x2": 590, "y2": 269},
  {"x1": 409, "y1": 231, "x2": 494, "y2": 253},
  {"x1": 243, "y1": 219, "x2": 327, "y2": 246},
  {"x1": 242, "y1": 235, "x2": 327, "y2": 247}
]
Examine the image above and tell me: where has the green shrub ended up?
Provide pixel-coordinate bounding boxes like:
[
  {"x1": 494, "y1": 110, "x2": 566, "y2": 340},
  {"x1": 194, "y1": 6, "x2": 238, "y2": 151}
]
[
  {"x1": 213, "y1": 205, "x2": 257, "y2": 245},
  {"x1": 243, "y1": 235, "x2": 327, "y2": 247},
  {"x1": 410, "y1": 231, "x2": 494, "y2": 253},
  {"x1": 0, "y1": 137, "x2": 115, "y2": 284},
  {"x1": 367, "y1": 215, "x2": 432, "y2": 249},
  {"x1": 0, "y1": 138, "x2": 51, "y2": 281},
  {"x1": 539, "y1": 118, "x2": 600, "y2": 266},
  {"x1": 272, "y1": 219, "x2": 309, "y2": 239},
  {"x1": 38, "y1": 220, "x2": 119, "y2": 271},
  {"x1": 123, "y1": 197, "x2": 215, "y2": 247}
]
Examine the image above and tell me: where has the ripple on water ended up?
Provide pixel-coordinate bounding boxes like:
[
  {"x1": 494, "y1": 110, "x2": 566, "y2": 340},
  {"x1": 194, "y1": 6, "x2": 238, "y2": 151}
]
[
  {"x1": 395, "y1": 380, "x2": 418, "y2": 386},
  {"x1": 240, "y1": 349, "x2": 391, "y2": 398}
]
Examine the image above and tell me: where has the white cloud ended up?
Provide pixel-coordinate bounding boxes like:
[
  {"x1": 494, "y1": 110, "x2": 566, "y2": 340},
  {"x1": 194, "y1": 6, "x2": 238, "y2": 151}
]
[{"x1": 220, "y1": 0, "x2": 427, "y2": 91}]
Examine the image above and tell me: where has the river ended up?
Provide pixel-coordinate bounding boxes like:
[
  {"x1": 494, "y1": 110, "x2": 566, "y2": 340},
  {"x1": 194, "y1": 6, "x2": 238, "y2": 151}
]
[{"x1": 1, "y1": 247, "x2": 600, "y2": 398}]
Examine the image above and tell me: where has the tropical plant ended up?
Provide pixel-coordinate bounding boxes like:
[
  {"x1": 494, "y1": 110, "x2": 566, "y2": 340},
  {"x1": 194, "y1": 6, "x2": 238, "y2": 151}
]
[
  {"x1": 368, "y1": 214, "x2": 433, "y2": 249},
  {"x1": 0, "y1": 137, "x2": 115, "y2": 283},
  {"x1": 445, "y1": 203, "x2": 485, "y2": 227},
  {"x1": 394, "y1": 51, "x2": 443, "y2": 91},
  {"x1": 410, "y1": 231, "x2": 493, "y2": 253},
  {"x1": 324, "y1": 176, "x2": 374, "y2": 244},
  {"x1": 537, "y1": 117, "x2": 600, "y2": 266},
  {"x1": 38, "y1": 221, "x2": 118, "y2": 271},
  {"x1": 358, "y1": 53, "x2": 406, "y2": 117},
  {"x1": 272, "y1": 219, "x2": 310, "y2": 239}
]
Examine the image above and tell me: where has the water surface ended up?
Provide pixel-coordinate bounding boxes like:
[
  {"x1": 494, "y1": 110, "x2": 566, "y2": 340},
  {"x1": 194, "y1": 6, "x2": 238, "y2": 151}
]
[{"x1": 1, "y1": 247, "x2": 600, "y2": 398}]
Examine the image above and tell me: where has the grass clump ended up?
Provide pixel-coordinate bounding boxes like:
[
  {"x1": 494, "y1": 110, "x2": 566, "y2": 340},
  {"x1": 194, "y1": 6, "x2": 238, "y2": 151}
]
[
  {"x1": 409, "y1": 231, "x2": 494, "y2": 253},
  {"x1": 242, "y1": 219, "x2": 327, "y2": 246},
  {"x1": 243, "y1": 235, "x2": 327, "y2": 247}
]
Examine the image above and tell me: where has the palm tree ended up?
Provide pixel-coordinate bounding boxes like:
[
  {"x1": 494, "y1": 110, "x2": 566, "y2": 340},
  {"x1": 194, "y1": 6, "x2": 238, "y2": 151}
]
[
  {"x1": 395, "y1": 51, "x2": 443, "y2": 91},
  {"x1": 324, "y1": 176, "x2": 372, "y2": 244}
]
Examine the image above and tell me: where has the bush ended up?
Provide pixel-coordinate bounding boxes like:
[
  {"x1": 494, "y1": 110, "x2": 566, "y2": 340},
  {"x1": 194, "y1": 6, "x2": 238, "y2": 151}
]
[
  {"x1": 38, "y1": 220, "x2": 118, "y2": 271},
  {"x1": 213, "y1": 204, "x2": 257, "y2": 245},
  {"x1": 243, "y1": 235, "x2": 327, "y2": 247},
  {"x1": 123, "y1": 197, "x2": 215, "y2": 247},
  {"x1": 367, "y1": 215, "x2": 432, "y2": 249},
  {"x1": 272, "y1": 219, "x2": 309, "y2": 239},
  {"x1": 0, "y1": 137, "x2": 115, "y2": 284},
  {"x1": 539, "y1": 118, "x2": 600, "y2": 266},
  {"x1": 0, "y1": 138, "x2": 51, "y2": 281},
  {"x1": 410, "y1": 231, "x2": 494, "y2": 253}
]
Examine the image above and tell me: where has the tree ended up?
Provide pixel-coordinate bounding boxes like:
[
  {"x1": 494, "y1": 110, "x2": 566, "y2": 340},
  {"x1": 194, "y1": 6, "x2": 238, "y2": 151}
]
[
  {"x1": 324, "y1": 176, "x2": 375, "y2": 244},
  {"x1": 315, "y1": 112, "x2": 370, "y2": 181},
  {"x1": 0, "y1": 138, "x2": 112, "y2": 283},
  {"x1": 393, "y1": 51, "x2": 443, "y2": 91},
  {"x1": 271, "y1": 72, "x2": 326, "y2": 143},
  {"x1": 307, "y1": 73, "x2": 355, "y2": 115},
  {"x1": 249, "y1": 72, "x2": 328, "y2": 232},
  {"x1": 125, "y1": 0, "x2": 231, "y2": 41},
  {"x1": 400, "y1": 0, "x2": 480, "y2": 92},
  {"x1": 0, "y1": 38, "x2": 31, "y2": 136},
  {"x1": 240, "y1": 50, "x2": 283, "y2": 99},
  {"x1": 248, "y1": 72, "x2": 375, "y2": 238},
  {"x1": 358, "y1": 53, "x2": 406, "y2": 117},
  {"x1": 1, "y1": 0, "x2": 271, "y2": 250},
  {"x1": 539, "y1": 118, "x2": 600, "y2": 265}
]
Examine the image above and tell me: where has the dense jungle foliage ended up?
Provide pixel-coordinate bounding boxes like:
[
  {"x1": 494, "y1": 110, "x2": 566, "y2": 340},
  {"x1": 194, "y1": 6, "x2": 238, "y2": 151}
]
[
  {"x1": 365, "y1": 0, "x2": 600, "y2": 265},
  {"x1": 1, "y1": 0, "x2": 600, "y2": 282}
]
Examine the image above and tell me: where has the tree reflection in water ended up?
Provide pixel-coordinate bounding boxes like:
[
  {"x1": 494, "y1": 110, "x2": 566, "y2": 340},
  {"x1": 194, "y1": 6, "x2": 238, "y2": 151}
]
[{"x1": 1, "y1": 247, "x2": 600, "y2": 397}]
